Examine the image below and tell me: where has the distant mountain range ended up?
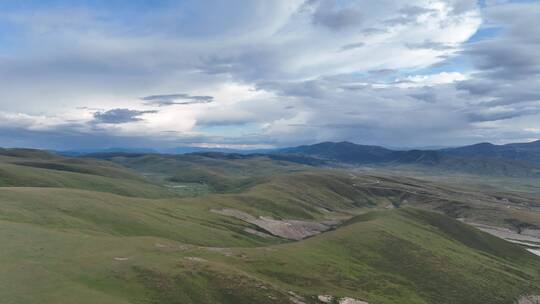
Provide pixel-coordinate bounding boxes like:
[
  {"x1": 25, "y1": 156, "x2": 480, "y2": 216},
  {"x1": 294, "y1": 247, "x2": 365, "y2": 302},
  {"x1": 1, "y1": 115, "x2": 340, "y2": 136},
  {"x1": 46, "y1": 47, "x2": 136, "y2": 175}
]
[
  {"x1": 54, "y1": 139, "x2": 540, "y2": 177},
  {"x1": 277, "y1": 140, "x2": 540, "y2": 164},
  {"x1": 441, "y1": 141, "x2": 540, "y2": 164},
  {"x1": 273, "y1": 140, "x2": 540, "y2": 177},
  {"x1": 58, "y1": 146, "x2": 272, "y2": 157}
]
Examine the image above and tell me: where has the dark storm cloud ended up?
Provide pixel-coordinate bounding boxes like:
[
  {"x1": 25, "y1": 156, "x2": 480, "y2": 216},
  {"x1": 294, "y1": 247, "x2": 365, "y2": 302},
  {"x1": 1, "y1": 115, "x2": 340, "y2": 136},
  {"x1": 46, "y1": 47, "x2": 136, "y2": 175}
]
[
  {"x1": 25, "y1": 129, "x2": 144, "y2": 149},
  {"x1": 464, "y1": 42, "x2": 540, "y2": 80},
  {"x1": 408, "y1": 89, "x2": 438, "y2": 103},
  {"x1": 367, "y1": 69, "x2": 398, "y2": 77},
  {"x1": 0, "y1": 123, "x2": 272, "y2": 151},
  {"x1": 310, "y1": 0, "x2": 363, "y2": 31},
  {"x1": 93, "y1": 108, "x2": 157, "y2": 124},
  {"x1": 258, "y1": 79, "x2": 332, "y2": 99},
  {"x1": 462, "y1": 3, "x2": 540, "y2": 82},
  {"x1": 398, "y1": 5, "x2": 436, "y2": 17},
  {"x1": 0, "y1": 125, "x2": 167, "y2": 150},
  {"x1": 340, "y1": 42, "x2": 365, "y2": 51},
  {"x1": 406, "y1": 41, "x2": 454, "y2": 51},
  {"x1": 455, "y1": 2, "x2": 540, "y2": 120},
  {"x1": 466, "y1": 109, "x2": 540, "y2": 123},
  {"x1": 141, "y1": 94, "x2": 214, "y2": 106},
  {"x1": 449, "y1": 0, "x2": 477, "y2": 15}
]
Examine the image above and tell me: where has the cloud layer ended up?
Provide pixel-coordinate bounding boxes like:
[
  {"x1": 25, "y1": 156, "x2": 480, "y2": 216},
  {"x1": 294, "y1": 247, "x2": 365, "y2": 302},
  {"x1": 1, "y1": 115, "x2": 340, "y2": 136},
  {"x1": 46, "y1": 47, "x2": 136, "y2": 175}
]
[
  {"x1": 0, "y1": 0, "x2": 538, "y2": 149},
  {"x1": 141, "y1": 94, "x2": 214, "y2": 106},
  {"x1": 93, "y1": 108, "x2": 158, "y2": 124}
]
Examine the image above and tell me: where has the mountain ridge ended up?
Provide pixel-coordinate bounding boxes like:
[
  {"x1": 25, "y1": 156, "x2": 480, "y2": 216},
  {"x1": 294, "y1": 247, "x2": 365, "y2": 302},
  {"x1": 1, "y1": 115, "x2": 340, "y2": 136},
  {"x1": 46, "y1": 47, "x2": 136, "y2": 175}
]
[
  {"x1": 271, "y1": 140, "x2": 540, "y2": 177},
  {"x1": 5, "y1": 138, "x2": 540, "y2": 177}
]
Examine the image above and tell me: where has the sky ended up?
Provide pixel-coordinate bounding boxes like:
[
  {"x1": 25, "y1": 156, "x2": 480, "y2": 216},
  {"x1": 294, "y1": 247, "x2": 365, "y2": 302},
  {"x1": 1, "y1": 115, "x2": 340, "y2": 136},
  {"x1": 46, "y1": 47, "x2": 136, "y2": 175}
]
[{"x1": 0, "y1": 0, "x2": 539, "y2": 150}]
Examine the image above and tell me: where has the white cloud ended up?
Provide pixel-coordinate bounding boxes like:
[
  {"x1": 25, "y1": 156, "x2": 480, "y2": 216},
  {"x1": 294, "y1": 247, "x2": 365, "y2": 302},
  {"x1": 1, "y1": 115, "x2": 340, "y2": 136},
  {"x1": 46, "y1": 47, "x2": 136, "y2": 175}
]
[
  {"x1": 393, "y1": 72, "x2": 469, "y2": 88},
  {"x1": 2, "y1": 0, "x2": 537, "y2": 148}
]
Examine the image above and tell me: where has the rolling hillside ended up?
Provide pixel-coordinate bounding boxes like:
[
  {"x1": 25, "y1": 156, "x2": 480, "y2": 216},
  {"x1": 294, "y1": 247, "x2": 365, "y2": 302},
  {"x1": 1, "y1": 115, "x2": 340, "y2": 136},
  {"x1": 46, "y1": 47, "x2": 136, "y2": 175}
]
[
  {"x1": 0, "y1": 149, "x2": 176, "y2": 198},
  {"x1": 90, "y1": 152, "x2": 309, "y2": 192},
  {"x1": 0, "y1": 149, "x2": 539, "y2": 303}
]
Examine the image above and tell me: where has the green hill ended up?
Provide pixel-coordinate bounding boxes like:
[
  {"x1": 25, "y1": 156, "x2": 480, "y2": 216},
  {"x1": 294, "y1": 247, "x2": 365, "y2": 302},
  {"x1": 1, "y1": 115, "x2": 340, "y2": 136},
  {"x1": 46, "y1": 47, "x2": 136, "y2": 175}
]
[
  {"x1": 0, "y1": 150, "x2": 539, "y2": 303},
  {"x1": 1, "y1": 187, "x2": 538, "y2": 303},
  {"x1": 0, "y1": 150, "x2": 175, "y2": 198},
  {"x1": 95, "y1": 152, "x2": 308, "y2": 192}
]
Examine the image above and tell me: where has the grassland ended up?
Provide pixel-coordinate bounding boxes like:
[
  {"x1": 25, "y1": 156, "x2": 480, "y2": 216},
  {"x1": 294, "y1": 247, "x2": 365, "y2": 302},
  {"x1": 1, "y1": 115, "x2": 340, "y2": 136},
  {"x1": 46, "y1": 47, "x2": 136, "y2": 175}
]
[
  {"x1": 0, "y1": 149, "x2": 539, "y2": 303},
  {"x1": 0, "y1": 151, "x2": 177, "y2": 198},
  {"x1": 101, "y1": 153, "x2": 309, "y2": 192}
]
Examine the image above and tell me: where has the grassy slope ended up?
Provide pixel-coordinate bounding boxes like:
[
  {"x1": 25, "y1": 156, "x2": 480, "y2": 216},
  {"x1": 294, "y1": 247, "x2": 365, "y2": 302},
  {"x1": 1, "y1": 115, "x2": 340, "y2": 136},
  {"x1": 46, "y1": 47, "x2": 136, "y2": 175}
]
[
  {"x1": 0, "y1": 187, "x2": 278, "y2": 247},
  {"x1": 228, "y1": 208, "x2": 540, "y2": 304},
  {"x1": 0, "y1": 153, "x2": 176, "y2": 198},
  {"x1": 388, "y1": 155, "x2": 540, "y2": 177},
  {"x1": 209, "y1": 171, "x2": 402, "y2": 220},
  {"x1": 343, "y1": 170, "x2": 540, "y2": 231},
  {"x1": 104, "y1": 153, "x2": 307, "y2": 192},
  {"x1": 1, "y1": 194, "x2": 538, "y2": 304},
  {"x1": 1, "y1": 150, "x2": 539, "y2": 303}
]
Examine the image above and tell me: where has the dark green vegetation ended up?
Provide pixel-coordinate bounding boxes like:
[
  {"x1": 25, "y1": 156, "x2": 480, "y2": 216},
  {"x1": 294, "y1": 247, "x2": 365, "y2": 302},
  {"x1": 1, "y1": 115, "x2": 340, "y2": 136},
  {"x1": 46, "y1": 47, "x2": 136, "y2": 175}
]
[{"x1": 1, "y1": 148, "x2": 539, "y2": 304}]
